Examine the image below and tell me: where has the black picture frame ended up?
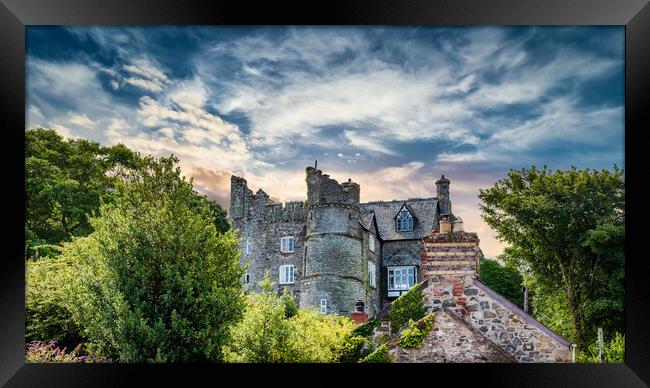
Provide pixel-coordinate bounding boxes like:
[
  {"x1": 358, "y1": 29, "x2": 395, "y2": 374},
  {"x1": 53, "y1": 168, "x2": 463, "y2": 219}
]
[{"x1": 1, "y1": 0, "x2": 648, "y2": 386}]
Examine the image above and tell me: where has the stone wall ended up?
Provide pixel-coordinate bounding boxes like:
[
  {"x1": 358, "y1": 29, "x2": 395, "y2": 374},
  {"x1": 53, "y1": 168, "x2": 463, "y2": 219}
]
[
  {"x1": 362, "y1": 224, "x2": 381, "y2": 317},
  {"x1": 388, "y1": 309, "x2": 516, "y2": 363},
  {"x1": 427, "y1": 277, "x2": 572, "y2": 362}
]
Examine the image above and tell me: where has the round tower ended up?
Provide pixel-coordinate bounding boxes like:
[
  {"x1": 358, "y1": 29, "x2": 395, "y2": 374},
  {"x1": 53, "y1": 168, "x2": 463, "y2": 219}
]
[{"x1": 300, "y1": 167, "x2": 365, "y2": 315}]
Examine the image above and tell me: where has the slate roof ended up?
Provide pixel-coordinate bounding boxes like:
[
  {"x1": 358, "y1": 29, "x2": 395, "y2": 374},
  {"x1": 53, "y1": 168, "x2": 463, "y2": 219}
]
[
  {"x1": 360, "y1": 197, "x2": 440, "y2": 241},
  {"x1": 359, "y1": 212, "x2": 376, "y2": 232}
]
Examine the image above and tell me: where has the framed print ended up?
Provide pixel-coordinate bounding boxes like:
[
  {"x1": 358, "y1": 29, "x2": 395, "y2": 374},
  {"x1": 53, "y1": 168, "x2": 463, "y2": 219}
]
[{"x1": 1, "y1": 0, "x2": 649, "y2": 386}]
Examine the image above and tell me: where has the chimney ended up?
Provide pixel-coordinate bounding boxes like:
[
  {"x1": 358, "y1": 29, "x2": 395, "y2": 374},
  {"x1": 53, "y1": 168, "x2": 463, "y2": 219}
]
[
  {"x1": 351, "y1": 300, "x2": 368, "y2": 324},
  {"x1": 439, "y1": 216, "x2": 452, "y2": 234}
]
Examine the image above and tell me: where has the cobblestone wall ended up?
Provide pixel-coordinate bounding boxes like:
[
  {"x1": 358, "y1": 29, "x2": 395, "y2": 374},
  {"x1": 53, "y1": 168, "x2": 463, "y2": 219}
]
[{"x1": 388, "y1": 309, "x2": 516, "y2": 363}]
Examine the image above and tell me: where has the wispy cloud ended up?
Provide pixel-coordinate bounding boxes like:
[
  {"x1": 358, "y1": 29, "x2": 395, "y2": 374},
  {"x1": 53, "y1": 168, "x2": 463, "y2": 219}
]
[{"x1": 26, "y1": 26, "x2": 624, "y2": 257}]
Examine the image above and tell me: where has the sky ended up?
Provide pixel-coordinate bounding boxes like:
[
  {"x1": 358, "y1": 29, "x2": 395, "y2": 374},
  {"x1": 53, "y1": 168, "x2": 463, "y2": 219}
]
[{"x1": 26, "y1": 26, "x2": 624, "y2": 257}]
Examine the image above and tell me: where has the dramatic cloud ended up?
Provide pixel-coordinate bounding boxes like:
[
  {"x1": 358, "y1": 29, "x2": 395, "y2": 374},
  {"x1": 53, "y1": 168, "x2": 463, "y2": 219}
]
[{"x1": 26, "y1": 26, "x2": 624, "y2": 257}]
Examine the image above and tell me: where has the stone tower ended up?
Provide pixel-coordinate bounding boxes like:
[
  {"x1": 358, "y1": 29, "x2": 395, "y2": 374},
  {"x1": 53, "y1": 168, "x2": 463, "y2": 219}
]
[
  {"x1": 300, "y1": 167, "x2": 365, "y2": 315},
  {"x1": 436, "y1": 175, "x2": 451, "y2": 217}
]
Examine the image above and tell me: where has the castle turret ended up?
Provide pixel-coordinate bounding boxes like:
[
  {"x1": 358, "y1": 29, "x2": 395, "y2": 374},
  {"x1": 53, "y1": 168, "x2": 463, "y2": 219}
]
[
  {"x1": 230, "y1": 176, "x2": 249, "y2": 220},
  {"x1": 300, "y1": 167, "x2": 365, "y2": 315},
  {"x1": 436, "y1": 175, "x2": 451, "y2": 216}
]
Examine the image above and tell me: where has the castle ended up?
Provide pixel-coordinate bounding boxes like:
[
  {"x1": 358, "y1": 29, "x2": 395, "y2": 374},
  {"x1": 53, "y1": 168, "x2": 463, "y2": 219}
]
[{"x1": 229, "y1": 166, "x2": 572, "y2": 362}]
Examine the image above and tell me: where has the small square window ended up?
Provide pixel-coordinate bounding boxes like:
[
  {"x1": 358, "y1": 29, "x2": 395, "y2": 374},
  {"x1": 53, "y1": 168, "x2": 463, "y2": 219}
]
[
  {"x1": 280, "y1": 236, "x2": 295, "y2": 253},
  {"x1": 320, "y1": 298, "x2": 327, "y2": 314}
]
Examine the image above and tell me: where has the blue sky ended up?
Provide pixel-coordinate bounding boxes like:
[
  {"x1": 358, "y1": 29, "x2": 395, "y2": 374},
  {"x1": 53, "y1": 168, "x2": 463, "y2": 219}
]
[{"x1": 26, "y1": 26, "x2": 624, "y2": 257}]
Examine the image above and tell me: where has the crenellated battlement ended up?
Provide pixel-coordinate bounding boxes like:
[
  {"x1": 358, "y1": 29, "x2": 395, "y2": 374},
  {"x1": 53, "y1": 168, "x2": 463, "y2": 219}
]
[
  {"x1": 305, "y1": 166, "x2": 360, "y2": 209},
  {"x1": 230, "y1": 175, "x2": 306, "y2": 223}
]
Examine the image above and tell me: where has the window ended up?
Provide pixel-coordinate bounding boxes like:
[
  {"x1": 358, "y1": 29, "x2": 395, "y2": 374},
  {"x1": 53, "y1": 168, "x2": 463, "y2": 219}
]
[
  {"x1": 396, "y1": 208, "x2": 413, "y2": 232},
  {"x1": 279, "y1": 264, "x2": 295, "y2": 284},
  {"x1": 242, "y1": 272, "x2": 250, "y2": 284},
  {"x1": 368, "y1": 234, "x2": 376, "y2": 252},
  {"x1": 368, "y1": 262, "x2": 376, "y2": 288},
  {"x1": 388, "y1": 266, "x2": 416, "y2": 292},
  {"x1": 280, "y1": 236, "x2": 295, "y2": 253},
  {"x1": 320, "y1": 299, "x2": 328, "y2": 314},
  {"x1": 244, "y1": 237, "x2": 251, "y2": 255}
]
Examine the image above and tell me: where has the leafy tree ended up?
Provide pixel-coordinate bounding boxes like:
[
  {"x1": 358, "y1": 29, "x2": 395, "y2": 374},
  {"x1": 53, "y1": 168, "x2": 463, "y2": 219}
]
[
  {"x1": 62, "y1": 155, "x2": 245, "y2": 362},
  {"x1": 25, "y1": 128, "x2": 140, "y2": 258},
  {"x1": 479, "y1": 258, "x2": 524, "y2": 308},
  {"x1": 280, "y1": 288, "x2": 299, "y2": 319},
  {"x1": 223, "y1": 271, "x2": 294, "y2": 362},
  {"x1": 479, "y1": 166, "x2": 624, "y2": 347}
]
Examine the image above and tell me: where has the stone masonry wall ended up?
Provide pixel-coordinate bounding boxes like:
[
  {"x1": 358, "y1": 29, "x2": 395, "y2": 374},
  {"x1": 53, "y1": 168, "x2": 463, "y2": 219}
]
[
  {"x1": 388, "y1": 309, "x2": 516, "y2": 363},
  {"x1": 427, "y1": 276, "x2": 571, "y2": 362}
]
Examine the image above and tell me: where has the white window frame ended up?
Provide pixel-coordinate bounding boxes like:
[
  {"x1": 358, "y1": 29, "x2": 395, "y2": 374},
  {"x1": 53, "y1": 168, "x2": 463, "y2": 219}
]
[
  {"x1": 320, "y1": 298, "x2": 328, "y2": 314},
  {"x1": 244, "y1": 237, "x2": 251, "y2": 255},
  {"x1": 368, "y1": 262, "x2": 376, "y2": 288},
  {"x1": 368, "y1": 234, "x2": 376, "y2": 252},
  {"x1": 387, "y1": 266, "x2": 416, "y2": 296},
  {"x1": 280, "y1": 236, "x2": 295, "y2": 253},
  {"x1": 242, "y1": 271, "x2": 250, "y2": 284},
  {"x1": 396, "y1": 208, "x2": 414, "y2": 232},
  {"x1": 279, "y1": 264, "x2": 295, "y2": 284}
]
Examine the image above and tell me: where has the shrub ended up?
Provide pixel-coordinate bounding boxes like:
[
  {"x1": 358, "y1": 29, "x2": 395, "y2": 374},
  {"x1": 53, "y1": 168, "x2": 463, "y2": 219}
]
[
  {"x1": 280, "y1": 288, "x2": 299, "y2": 319},
  {"x1": 224, "y1": 272, "x2": 357, "y2": 363},
  {"x1": 359, "y1": 344, "x2": 392, "y2": 363},
  {"x1": 351, "y1": 317, "x2": 380, "y2": 338},
  {"x1": 333, "y1": 335, "x2": 368, "y2": 363},
  {"x1": 25, "y1": 341, "x2": 109, "y2": 363},
  {"x1": 25, "y1": 256, "x2": 82, "y2": 348},
  {"x1": 385, "y1": 281, "x2": 426, "y2": 333},
  {"x1": 397, "y1": 314, "x2": 435, "y2": 349},
  {"x1": 577, "y1": 332, "x2": 625, "y2": 363},
  {"x1": 63, "y1": 155, "x2": 245, "y2": 362}
]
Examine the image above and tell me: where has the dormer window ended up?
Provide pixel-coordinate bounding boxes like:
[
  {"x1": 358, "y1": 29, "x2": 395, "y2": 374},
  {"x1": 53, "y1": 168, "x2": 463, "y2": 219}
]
[{"x1": 396, "y1": 206, "x2": 414, "y2": 232}]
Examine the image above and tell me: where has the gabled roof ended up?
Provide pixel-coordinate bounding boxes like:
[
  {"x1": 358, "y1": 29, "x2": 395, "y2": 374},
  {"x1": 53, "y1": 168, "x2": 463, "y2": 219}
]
[{"x1": 360, "y1": 197, "x2": 439, "y2": 241}]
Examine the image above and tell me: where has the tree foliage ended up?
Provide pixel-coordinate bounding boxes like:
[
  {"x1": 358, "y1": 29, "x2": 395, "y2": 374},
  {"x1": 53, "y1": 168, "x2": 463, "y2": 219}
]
[
  {"x1": 479, "y1": 166, "x2": 624, "y2": 347},
  {"x1": 397, "y1": 314, "x2": 435, "y2": 349},
  {"x1": 25, "y1": 128, "x2": 140, "y2": 257},
  {"x1": 479, "y1": 258, "x2": 524, "y2": 308},
  {"x1": 224, "y1": 272, "x2": 357, "y2": 363},
  {"x1": 25, "y1": 255, "x2": 82, "y2": 347},
  {"x1": 61, "y1": 155, "x2": 245, "y2": 362}
]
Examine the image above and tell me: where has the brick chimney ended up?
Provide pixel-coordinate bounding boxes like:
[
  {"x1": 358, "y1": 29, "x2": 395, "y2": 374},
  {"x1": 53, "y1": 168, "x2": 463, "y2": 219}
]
[{"x1": 351, "y1": 300, "x2": 368, "y2": 324}]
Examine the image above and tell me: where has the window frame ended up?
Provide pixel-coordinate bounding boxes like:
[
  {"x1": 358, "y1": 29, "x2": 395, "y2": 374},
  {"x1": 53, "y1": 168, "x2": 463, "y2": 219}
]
[
  {"x1": 395, "y1": 207, "x2": 414, "y2": 232},
  {"x1": 244, "y1": 236, "x2": 251, "y2": 255},
  {"x1": 280, "y1": 236, "x2": 295, "y2": 253},
  {"x1": 279, "y1": 264, "x2": 295, "y2": 284},
  {"x1": 387, "y1": 266, "x2": 416, "y2": 294},
  {"x1": 368, "y1": 261, "x2": 377, "y2": 288},
  {"x1": 368, "y1": 233, "x2": 376, "y2": 252},
  {"x1": 320, "y1": 298, "x2": 327, "y2": 314}
]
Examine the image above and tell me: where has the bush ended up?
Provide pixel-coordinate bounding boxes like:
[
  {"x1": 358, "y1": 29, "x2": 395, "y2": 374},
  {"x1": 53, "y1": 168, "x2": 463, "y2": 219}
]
[
  {"x1": 397, "y1": 314, "x2": 435, "y2": 349},
  {"x1": 351, "y1": 317, "x2": 380, "y2": 338},
  {"x1": 577, "y1": 332, "x2": 625, "y2": 363},
  {"x1": 385, "y1": 281, "x2": 426, "y2": 333},
  {"x1": 25, "y1": 256, "x2": 82, "y2": 348},
  {"x1": 224, "y1": 272, "x2": 357, "y2": 363},
  {"x1": 333, "y1": 335, "x2": 368, "y2": 363},
  {"x1": 359, "y1": 343, "x2": 392, "y2": 363},
  {"x1": 63, "y1": 155, "x2": 245, "y2": 362},
  {"x1": 26, "y1": 341, "x2": 109, "y2": 363},
  {"x1": 280, "y1": 288, "x2": 299, "y2": 319}
]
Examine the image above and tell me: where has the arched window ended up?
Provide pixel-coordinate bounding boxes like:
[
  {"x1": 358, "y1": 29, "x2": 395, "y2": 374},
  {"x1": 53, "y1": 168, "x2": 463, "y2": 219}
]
[{"x1": 396, "y1": 207, "x2": 413, "y2": 232}]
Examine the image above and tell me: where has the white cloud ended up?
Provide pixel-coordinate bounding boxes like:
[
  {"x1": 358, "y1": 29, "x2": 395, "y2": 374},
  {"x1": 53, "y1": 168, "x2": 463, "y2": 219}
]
[{"x1": 67, "y1": 112, "x2": 98, "y2": 128}]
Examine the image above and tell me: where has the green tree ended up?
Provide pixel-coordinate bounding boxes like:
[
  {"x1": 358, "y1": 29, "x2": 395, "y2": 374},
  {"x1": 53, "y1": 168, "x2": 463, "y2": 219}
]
[
  {"x1": 223, "y1": 271, "x2": 295, "y2": 362},
  {"x1": 62, "y1": 155, "x2": 245, "y2": 362},
  {"x1": 479, "y1": 258, "x2": 524, "y2": 308},
  {"x1": 478, "y1": 166, "x2": 624, "y2": 347},
  {"x1": 25, "y1": 128, "x2": 139, "y2": 258}
]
